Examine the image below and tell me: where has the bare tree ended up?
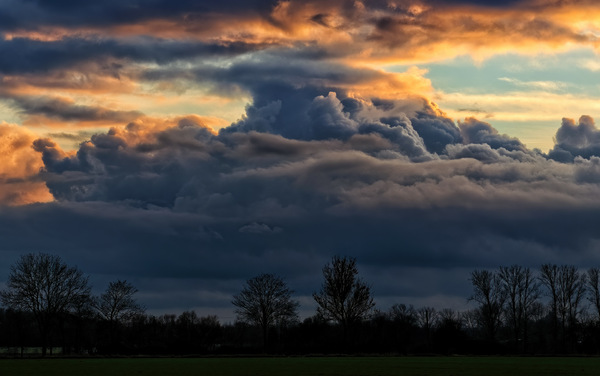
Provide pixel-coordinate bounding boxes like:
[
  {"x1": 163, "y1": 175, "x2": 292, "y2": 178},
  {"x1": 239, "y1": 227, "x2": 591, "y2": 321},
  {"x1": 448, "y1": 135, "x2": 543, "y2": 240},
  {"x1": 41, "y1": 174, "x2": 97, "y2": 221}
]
[
  {"x1": 417, "y1": 306, "x2": 438, "y2": 331},
  {"x1": 313, "y1": 256, "x2": 375, "y2": 341},
  {"x1": 461, "y1": 309, "x2": 479, "y2": 334},
  {"x1": 232, "y1": 273, "x2": 299, "y2": 349},
  {"x1": 386, "y1": 304, "x2": 417, "y2": 352},
  {"x1": 540, "y1": 264, "x2": 586, "y2": 352},
  {"x1": 0, "y1": 253, "x2": 91, "y2": 356},
  {"x1": 437, "y1": 308, "x2": 463, "y2": 333},
  {"x1": 469, "y1": 269, "x2": 505, "y2": 341},
  {"x1": 388, "y1": 304, "x2": 417, "y2": 324},
  {"x1": 498, "y1": 265, "x2": 540, "y2": 352},
  {"x1": 540, "y1": 264, "x2": 560, "y2": 345},
  {"x1": 417, "y1": 306, "x2": 438, "y2": 349},
  {"x1": 97, "y1": 280, "x2": 144, "y2": 323},
  {"x1": 96, "y1": 280, "x2": 144, "y2": 348},
  {"x1": 560, "y1": 267, "x2": 586, "y2": 330},
  {"x1": 587, "y1": 268, "x2": 600, "y2": 320}
]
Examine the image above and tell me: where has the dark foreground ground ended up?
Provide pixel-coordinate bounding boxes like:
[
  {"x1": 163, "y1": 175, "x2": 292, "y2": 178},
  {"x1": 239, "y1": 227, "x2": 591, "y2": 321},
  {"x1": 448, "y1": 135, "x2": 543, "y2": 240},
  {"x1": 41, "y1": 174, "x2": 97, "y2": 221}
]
[{"x1": 1, "y1": 356, "x2": 599, "y2": 376}]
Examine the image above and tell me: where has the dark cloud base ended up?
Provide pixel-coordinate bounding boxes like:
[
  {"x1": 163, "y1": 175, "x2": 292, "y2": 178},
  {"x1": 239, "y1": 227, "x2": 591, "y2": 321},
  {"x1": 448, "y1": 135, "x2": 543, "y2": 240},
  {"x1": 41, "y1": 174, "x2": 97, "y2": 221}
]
[{"x1": 1, "y1": 198, "x2": 599, "y2": 315}]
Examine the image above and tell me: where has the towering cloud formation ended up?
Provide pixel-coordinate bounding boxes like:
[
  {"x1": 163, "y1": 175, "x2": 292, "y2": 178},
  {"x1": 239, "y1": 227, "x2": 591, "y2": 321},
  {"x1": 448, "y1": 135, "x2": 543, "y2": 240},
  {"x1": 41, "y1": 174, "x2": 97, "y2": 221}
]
[{"x1": 549, "y1": 116, "x2": 600, "y2": 162}]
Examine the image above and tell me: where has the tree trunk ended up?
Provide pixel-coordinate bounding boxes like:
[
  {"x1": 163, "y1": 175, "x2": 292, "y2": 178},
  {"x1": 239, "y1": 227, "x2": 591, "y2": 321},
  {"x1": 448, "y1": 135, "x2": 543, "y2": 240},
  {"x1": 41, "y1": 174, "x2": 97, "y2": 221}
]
[
  {"x1": 513, "y1": 324, "x2": 520, "y2": 353},
  {"x1": 262, "y1": 324, "x2": 269, "y2": 352},
  {"x1": 41, "y1": 328, "x2": 48, "y2": 357},
  {"x1": 342, "y1": 321, "x2": 350, "y2": 353}
]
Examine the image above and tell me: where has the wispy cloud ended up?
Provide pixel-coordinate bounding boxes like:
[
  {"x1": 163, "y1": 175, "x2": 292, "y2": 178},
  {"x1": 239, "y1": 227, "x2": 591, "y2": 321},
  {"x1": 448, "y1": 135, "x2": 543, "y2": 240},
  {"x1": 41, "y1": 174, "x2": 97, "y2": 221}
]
[
  {"x1": 579, "y1": 58, "x2": 600, "y2": 72},
  {"x1": 498, "y1": 77, "x2": 568, "y2": 91}
]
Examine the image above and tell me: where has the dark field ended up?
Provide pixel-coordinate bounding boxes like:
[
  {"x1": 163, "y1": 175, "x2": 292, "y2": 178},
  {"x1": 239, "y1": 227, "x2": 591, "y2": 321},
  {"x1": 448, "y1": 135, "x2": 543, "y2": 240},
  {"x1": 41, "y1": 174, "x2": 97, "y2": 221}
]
[{"x1": 1, "y1": 356, "x2": 599, "y2": 376}]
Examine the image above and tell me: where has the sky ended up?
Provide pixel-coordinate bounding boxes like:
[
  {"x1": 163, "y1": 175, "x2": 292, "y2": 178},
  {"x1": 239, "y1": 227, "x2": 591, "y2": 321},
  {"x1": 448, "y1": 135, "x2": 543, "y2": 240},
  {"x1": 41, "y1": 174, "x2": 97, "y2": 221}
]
[{"x1": 2, "y1": 0, "x2": 600, "y2": 320}]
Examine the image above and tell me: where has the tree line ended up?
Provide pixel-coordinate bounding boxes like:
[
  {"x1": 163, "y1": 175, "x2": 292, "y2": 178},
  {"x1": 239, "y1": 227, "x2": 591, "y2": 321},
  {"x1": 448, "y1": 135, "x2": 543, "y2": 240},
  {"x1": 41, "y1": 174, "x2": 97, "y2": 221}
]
[{"x1": 3, "y1": 253, "x2": 600, "y2": 355}]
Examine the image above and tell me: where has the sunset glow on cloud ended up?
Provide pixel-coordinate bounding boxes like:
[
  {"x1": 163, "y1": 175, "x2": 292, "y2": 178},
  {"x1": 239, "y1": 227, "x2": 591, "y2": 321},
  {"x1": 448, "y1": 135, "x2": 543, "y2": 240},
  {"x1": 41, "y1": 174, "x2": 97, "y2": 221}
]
[{"x1": 2, "y1": 0, "x2": 600, "y2": 316}]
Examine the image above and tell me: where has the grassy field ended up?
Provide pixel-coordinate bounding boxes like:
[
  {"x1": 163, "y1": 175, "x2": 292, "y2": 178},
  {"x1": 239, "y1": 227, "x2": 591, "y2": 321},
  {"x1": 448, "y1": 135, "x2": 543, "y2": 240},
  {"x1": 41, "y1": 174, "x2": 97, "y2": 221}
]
[{"x1": 1, "y1": 356, "x2": 599, "y2": 376}]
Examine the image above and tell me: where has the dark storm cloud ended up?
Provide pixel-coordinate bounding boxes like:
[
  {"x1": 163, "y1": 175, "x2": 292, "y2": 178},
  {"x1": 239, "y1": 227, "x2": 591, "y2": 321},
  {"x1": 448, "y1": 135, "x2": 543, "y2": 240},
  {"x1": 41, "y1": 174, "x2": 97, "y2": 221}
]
[
  {"x1": 2, "y1": 186, "x2": 600, "y2": 314},
  {"x1": 142, "y1": 52, "x2": 438, "y2": 160},
  {"x1": 178, "y1": 53, "x2": 398, "y2": 94},
  {"x1": 11, "y1": 95, "x2": 143, "y2": 123},
  {"x1": 222, "y1": 91, "x2": 435, "y2": 160},
  {"x1": 458, "y1": 117, "x2": 527, "y2": 152},
  {"x1": 446, "y1": 143, "x2": 508, "y2": 163},
  {"x1": 406, "y1": 107, "x2": 463, "y2": 155},
  {"x1": 548, "y1": 116, "x2": 600, "y2": 162},
  {"x1": 574, "y1": 156, "x2": 600, "y2": 184},
  {"x1": 445, "y1": 117, "x2": 542, "y2": 164},
  {"x1": 0, "y1": 0, "x2": 575, "y2": 35},
  {"x1": 0, "y1": 0, "x2": 278, "y2": 31},
  {"x1": 29, "y1": 110, "x2": 600, "y2": 216},
  {"x1": 446, "y1": 143, "x2": 543, "y2": 163},
  {"x1": 0, "y1": 37, "x2": 265, "y2": 75},
  {"x1": 33, "y1": 119, "x2": 217, "y2": 203}
]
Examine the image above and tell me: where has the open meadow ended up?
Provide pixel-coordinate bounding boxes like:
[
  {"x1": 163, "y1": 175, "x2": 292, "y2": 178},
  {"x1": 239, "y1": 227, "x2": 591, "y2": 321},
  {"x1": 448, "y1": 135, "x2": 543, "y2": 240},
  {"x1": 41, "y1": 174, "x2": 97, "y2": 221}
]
[{"x1": 1, "y1": 356, "x2": 600, "y2": 376}]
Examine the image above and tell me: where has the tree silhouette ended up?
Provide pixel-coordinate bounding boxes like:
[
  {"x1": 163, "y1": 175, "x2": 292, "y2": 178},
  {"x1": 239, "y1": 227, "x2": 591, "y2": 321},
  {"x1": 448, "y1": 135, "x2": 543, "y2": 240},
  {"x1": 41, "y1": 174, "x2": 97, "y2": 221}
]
[
  {"x1": 498, "y1": 265, "x2": 540, "y2": 352},
  {"x1": 232, "y1": 273, "x2": 299, "y2": 350},
  {"x1": 587, "y1": 268, "x2": 600, "y2": 320},
  {"x1": 0, "y1": 253, "x2": 91, "y2": 356},
  {"x1": 417, "y1": 306, "x2": 438, "y2": 350},
  {"x1": 96, "y1": 279, "x2": 144, "y2": 350},
  {"x1": 469, "y1": 269, "x2": 505, "y2": 342},
  {"x1": 540, "y1": 264, "x2": 586, "y2": 352},
  {"x1": 313, "y1": 256, "x2": 375, "y2": 342}
]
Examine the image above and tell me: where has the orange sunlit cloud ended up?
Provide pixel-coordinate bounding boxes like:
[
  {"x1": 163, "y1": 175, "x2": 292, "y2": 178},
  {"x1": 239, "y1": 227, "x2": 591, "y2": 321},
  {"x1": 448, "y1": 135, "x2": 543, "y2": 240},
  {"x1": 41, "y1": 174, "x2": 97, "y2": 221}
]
[
  {"x1": 1, "y1": 0, "x2": 598, "y2": 133},
  {"x1": 0, "y1": 123, "x2": 53, "y2": 205},
  {"x1": 5, "y1": 1, "x2": 599, "y2": 64}
]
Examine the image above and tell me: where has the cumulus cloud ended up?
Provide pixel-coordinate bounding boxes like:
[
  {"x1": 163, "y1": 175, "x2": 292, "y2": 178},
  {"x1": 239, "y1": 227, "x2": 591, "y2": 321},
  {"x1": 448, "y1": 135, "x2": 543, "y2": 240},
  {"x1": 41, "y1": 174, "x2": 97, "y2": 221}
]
[
  {"x1": 549, "y1": 116, "x2": 600, "y2": 162},
  {"x1": 574, "y1": 156, "x2": 600, "y2": 184},
  {"x1": 219, "y1": 73, "x2": 436, "y2": 159},
  {"x1": 410, "y1": 106, "x2": 463, "y2": 154},
  {"x1": 458, "y1": 117, "x2": 527, "y2": 151},
  {"x1": 27, "y1": 110, "x2": 600, "y2": 216},
  {"x1": 446, "y1": 143, "x2": 508, "y2": 163}
]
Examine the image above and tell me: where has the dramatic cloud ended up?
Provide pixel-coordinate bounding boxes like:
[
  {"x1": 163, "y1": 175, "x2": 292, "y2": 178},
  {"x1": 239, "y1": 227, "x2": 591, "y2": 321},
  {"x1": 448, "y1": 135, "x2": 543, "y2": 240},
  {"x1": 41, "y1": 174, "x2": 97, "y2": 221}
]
[
  {"x1": 0, "y1": 0, "x2": 277, "y2": 31},
  {"x1": 2, "y1": 0, "x2": 600, "y2": 317},
  {"x1": 549, "y1": 115, "x2": 600, "y2": 162},
  {"x1": 0, "y1": 37, "x2": 265, "y2": 75},
  {"x1": 457, "y1": 117, "x2": 526, "y2": 152},
  {"x1": 12, "y1": 95, "x2": 143, "y2": 124}
]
